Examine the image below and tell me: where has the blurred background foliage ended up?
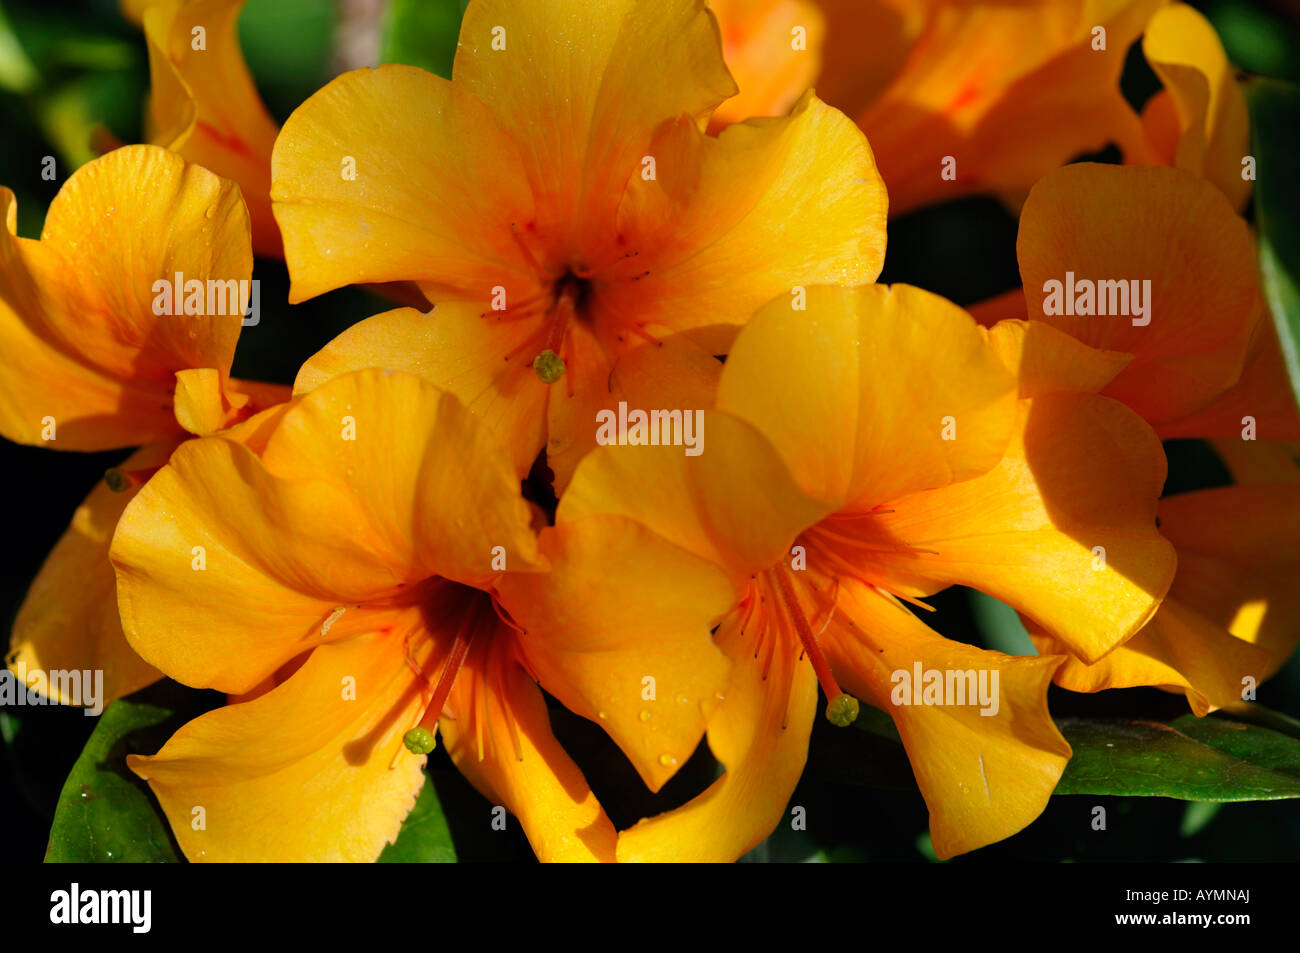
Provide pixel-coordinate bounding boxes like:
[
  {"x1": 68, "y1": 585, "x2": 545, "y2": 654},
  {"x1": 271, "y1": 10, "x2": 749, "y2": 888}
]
[{"x1": 1, "y1": 0, "x2": 1298, "y2": 863}]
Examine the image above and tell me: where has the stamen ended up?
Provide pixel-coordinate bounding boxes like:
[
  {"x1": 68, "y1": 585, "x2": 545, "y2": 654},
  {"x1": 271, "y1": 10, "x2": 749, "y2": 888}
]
[
  {"x1": 402, "y1": 616, "x2": 477, "y2": 755},
  {"x1": 772, "y1": 566, "x2": 859, "y2": 727},
  {"x1": 532, "y1": 274, "x2": 583, "y2": 383}
]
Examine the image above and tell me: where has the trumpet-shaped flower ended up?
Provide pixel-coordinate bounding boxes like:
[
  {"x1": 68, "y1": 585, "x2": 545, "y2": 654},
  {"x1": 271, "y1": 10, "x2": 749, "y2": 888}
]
[
  {"x1": 559, "y1": 284, "x2": 1175, "y2": 859},
  {"x1": 271, "y1": 0, "x2": 886, "y2": 487},
  {"x1": 110, "y1": 369, "x2": 735, "y2": 861}
]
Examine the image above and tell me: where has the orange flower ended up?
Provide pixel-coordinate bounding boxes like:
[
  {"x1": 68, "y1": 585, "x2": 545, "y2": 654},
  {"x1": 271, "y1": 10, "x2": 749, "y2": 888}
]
[
  {"x1": 974, "y1": 161, "x2": 1300, "y2": 716},
  {"x1": 111, "y1": 370, "x2": 734, "y2": 861},
  {"x1": 271, "y1": 0, "x2": 886, "y2": 487},
  {"x1": 1, "y1": 144, "x2": 285, "y2": 704},
  {"x1": 561, "y1": 285, "x2": 1174, "y2": 859},
  {"x1": 710, "y1": 0, "x2": 1164, "y2": 215}
]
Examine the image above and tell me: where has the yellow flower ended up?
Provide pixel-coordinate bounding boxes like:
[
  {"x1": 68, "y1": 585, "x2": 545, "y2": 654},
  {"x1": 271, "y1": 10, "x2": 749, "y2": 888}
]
[
  {"x1": 271, "y1": 0, "x2": 887, "y2": 487},
  {"x1": 560, "y1": 284, "x2": 1175, "y2": 859},
  {"x1": 110, "y1": 369, "x2": 735, "y2": 861},
  {"x1": 1, "y1": 144, "x2": 285, "y2": 705}
]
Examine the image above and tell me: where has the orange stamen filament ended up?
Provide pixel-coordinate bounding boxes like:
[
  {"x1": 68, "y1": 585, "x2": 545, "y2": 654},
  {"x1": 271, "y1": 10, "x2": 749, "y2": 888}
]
[
  {"x1": 414, "y1": 618, "x2": 476, "y2": 734},
  {"x1": 773, "y1": 566, "x2": 845, "y2": 704}
]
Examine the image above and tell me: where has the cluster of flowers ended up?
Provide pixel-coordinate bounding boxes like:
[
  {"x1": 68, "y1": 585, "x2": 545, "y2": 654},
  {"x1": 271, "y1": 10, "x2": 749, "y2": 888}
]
[{"x1": 3, "y1": 0, "x2": 1298, "y2": 862}]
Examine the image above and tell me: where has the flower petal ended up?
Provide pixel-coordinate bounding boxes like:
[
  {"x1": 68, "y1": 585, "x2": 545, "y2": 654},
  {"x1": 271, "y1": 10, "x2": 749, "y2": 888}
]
[
  {"x1": 561, "y1": 410, "x2": 828, "y2": 586},
  {"x1": 440, "y1": 634, "x2": 618, "y2": 862},
  {"x1": 861, "y1": 394, "x2": 1175, "y2": 663},
  {"x1": 128, "y1": 624, "x2": 429, "y2": 862},
  {"x1": 452, "y1": 0, "x2": 736, "y2": 248},
  {"x1": 139, "y1": 0, "x2": 282, "y2": 256},
  {"x1": 986, "y1": 318, "x2": 1133, "y2": 398},
  {"x1": 708, "y1": 0, "x2": 825, "y2": 129},
  {"x1": 840, "y1": 0, "x2": 1159, "y2": 214},
  {"x1": 7, "y1": 442, "x2": 175, "y2": 706},
  {"x1": 616, "y1": 599, "x2": 818, "y2": 862},
  {"x1": 1017, "y1": 163, "x2": 1260, "y2": 425},
  {"x1": 497, "y1": 516, "x2": 734, "y2": 792},
  {"x1": 824, "y1": 578, "x2": 1070, "y2": 859},
  {"x1": 601, "y1": 92, "x2": 887, "y2": 336},
  {"x1": 716, "y1": 283, "x2": 1018, "y2": 509},
  {"x1": 1141, "y1": 2, "x2": 1251, "y2": 210},
  {"x1": 294, "y1": 306, "x2": 549, "y2": 479},
  {"x1": 0, "y1": 146, "x2": 249, "y2": 449},
  {"x1": 271, "y1": 64, "x2": 538, "y2": 303}
]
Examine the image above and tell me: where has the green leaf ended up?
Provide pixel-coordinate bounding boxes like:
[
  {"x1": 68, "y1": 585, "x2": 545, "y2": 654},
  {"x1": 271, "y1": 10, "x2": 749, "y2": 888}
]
[
  {"x1": 1055, "y1": 711, "x2": 1300, "y2": 801},
  {"x1": 45, "y1": 698, "x2": 182, "y2": 862},
  {"x1": 45, "y1": 684, "x2": 219, "y2": 863},
  {"x1": 378, "y1": 772, "x2": 457, "y2": 863},
  {"x1": 1246, "y1": 79, "x2": 1300, "y2": 411},
  {"x1": 968, "y1": 590, "x2": 1037, "y2": 656},
  {"x1": 379, "y1": 0, "x2": 465, "y2": 79}
]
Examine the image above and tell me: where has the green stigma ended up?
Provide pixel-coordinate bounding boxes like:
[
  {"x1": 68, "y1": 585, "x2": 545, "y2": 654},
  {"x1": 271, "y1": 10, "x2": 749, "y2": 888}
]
[
  {"x1": 825, "y1": 693, "x2": 860, "y2": 727},
  {"x1": 532, "y1": 349, "x2": 566, "y2": 384},
  {"x1": 403, "y1": 726, "x2": 436, "y2": 755},
  {"x1": 104, "y1": 468, "x2": 130, "y2": 493}
]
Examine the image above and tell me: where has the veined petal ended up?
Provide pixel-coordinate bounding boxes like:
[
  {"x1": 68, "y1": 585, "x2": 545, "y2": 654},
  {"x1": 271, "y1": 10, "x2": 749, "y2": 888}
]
[
  {"x1": 1017, "y1": 163, "x2": 1260, "y2": 425},
  {"x1": 716, "y1": 284, "x2": 1018, "y2": 510},
  {"x1": 708, "y1": 0, "x2": 825, "y2": 129},
  {"x1": 138, "y1": 0, "x2": 282, "y2": 256},
  {"x1": 271, "y1": 65, "x2": 539, "y2": 303},
  {"x1": 602, "y1": 92, "x2": 886, "y2": 336},
  {"x1": 6, "y1": 442, "x2": 176, "y2": 706},
  {"x1": 0, "y1": 146, "x2": 249, "y2": 449},
  {"x1": 440, "y1": 635, "x2": 618, "y2": 862},
  {"x1": 453, "y1": 0, "x2": 737, "y2": 249},
  {"x1": 129, "y1": 624, "x2": 429, "y2": 862},
  {"x1": 1142, "y1": 2, "x2": 1251, "y2": 210},
  {"x1": 824, "y1": 578, "x2": 1070, "y2": 859},
  {"x1": 496, "y1": 516, "x2": 734, "y2": 793},
  {"x1": 861, "y1": 394, "x2": 1175, "y2": 663},
  {"x1": 616, "y1": 597, "x2": 818, "y2": 862}
]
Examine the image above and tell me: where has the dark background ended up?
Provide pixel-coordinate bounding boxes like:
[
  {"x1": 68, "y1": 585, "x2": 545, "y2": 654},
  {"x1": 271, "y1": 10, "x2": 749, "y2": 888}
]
[{"x1": 1, "y1": 0, "x2": 1298, "y2": 862}]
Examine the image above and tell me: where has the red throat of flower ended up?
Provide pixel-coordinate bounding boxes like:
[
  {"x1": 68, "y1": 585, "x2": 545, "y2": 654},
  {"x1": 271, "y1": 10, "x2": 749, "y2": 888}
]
[
  {"x1": 401, "y1": 583, "x2": 519, "y2": 756},
  {"x1": 771, "y1": 565, "x2": 860, "y2": 728}
]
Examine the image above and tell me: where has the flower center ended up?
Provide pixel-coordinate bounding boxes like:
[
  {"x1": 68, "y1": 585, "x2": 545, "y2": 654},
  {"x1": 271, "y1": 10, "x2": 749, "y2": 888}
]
[
  {"x1": 530, "y1": 271, "x2": 591, "y2": 385},
  {"x1": 401, "y1": 581, "x2": 514, "y2": 755},
  {"x1": 768, "y1": 564, "x2": 859, "y2": 727}
]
